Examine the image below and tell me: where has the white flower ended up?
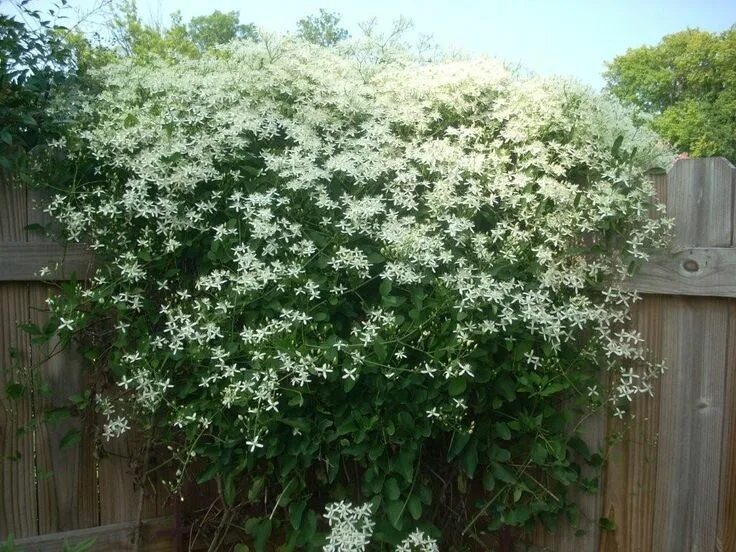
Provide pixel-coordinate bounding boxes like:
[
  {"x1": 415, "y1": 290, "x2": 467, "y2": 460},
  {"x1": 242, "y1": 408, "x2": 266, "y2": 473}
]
[
  {"x1": 246, "y1": 435, "x2": 264, "y2": 452},
  {"x1": 58, "y1": 317, "x2": 75, "y2": 331}
]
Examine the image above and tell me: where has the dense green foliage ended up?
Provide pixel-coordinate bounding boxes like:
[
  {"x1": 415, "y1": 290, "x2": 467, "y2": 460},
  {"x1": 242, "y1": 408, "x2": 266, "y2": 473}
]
[
  {"x1": 0, "y1": 1, "x2": 74, "y2": 177},
  {"x1": 605, "y1": 26, "x2": 736, "y2": 161}
]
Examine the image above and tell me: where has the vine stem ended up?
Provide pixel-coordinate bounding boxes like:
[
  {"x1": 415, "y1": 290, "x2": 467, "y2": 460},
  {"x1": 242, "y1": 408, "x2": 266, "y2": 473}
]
[{"x1": 207, "y1": 477, "x2": 232, "y2": 552}]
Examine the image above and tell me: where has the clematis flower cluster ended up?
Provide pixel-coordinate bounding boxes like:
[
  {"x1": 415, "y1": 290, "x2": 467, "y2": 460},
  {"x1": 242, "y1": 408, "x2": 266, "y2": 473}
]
[{"x1": 41, "y1": 34, "x2": 673, "y2": 541}]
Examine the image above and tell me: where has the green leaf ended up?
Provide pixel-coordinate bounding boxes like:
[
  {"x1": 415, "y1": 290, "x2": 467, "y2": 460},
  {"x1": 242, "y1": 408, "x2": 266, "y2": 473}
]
[
  {"x1": 384, "y1": 499, "x2": 404, "y2": 530},
  {"x1": 62, "y1": 537, "x2": 96, "y2": 552},
  {"x1": 397, "y1": 411, "x2": 414, "y2": 432},
  {"x1": 447, "y1": 432, "x2": 471, "y2": 461},
  {"x1": 491, "y1": 462, "x2": 516, "y2": 484},
  {"x1": 494, "y1": 421, "x2": 511, "y2": 440},
  {"x1": 531, "y1": 440, "x2": 547, "y2": 464},
  {"x1": 448, "y1": 377, "x2": 466, "y2": 396},
  {"x1": 540, "y1": 381, "x2": 568, "y2": 397},
  {"x1": 482, "y1": 470, "x2": 495, "y2": 491},
  {"x1": 59, "y1": 428, "x2": 81, "y2": 450},
  {"x1": 379, "y1": 279, "x2": 392, "y2": 296},
  {"x1": 224, "y1": 472, "x2": 236, "y2": 506},
  {"x1": 599, "y1": 517, "x2": 617, "y2": 532},
  {"x1": 407, "y1": 495, "x2": 422, "y2": 520},
  {"x1": 496, "y1": 376, "x2": 516, "y2": 402},
  {"x1": 289, "y1": 500, "x2": 306, "y2": 530},
  {"x1": 45, "y1": 407, "x2": 71, "y2": 425},
  {"x1": 196, "y1": 463, "x2": 218, "y2": 484},
  {"x1": 611, "y1": 135, "x2": 624, "y2": 158},
  {"x1": 490, "y1": 445, "x2": 511, "y2": 462},
  {"x1": 6, "y1": 382, "x2": 25, "y2": 400},
  {"x1": 366, "y1": 250, "x2": 384, "y2": 263},
  {"x1": 245, "y1": 518, "x2": 272, "y2": 552},
  {"x1": 462, "y1": 441, "x2": 478, "y2": 477},
  {"x1": 393, "y1": 452, "x2": 413, "y2": 482},
  {"x1": 384, "y1": 477, "x2": 400, "y2": 501}
]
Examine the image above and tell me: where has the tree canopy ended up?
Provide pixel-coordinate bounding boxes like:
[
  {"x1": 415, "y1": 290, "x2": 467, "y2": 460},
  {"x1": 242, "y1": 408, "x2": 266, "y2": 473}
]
[
  {"x1": 187, "y1": 10, "x2": 259, "y2": 51},
  {"x1": 604, "y1": 26, "x2": 736, "y2": 162},
  {"x1": 110, "y1": 2, "x2": 348, "y2": 61},
  {"x1": 296, "y1": 9, "x2": 349, "y2": 47}
]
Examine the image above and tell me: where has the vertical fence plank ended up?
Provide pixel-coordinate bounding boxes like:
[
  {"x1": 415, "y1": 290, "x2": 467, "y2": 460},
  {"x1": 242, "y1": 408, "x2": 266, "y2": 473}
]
[
  {"x1": 26, "y1": 188, "x2": 100, "y2": 534},
  {"x1": 0, "y1": 182, "x2": 38, "y2": 538},
  {"x1": 0, "y1": 284, "x2": 37, "y2": 539},
  {"x1": 717, "y1": 299, "x2": 736, "y2": 551},
  {"x1": 30, "y1": 285, "x2": 100, "y2": 534},
  {"x1": 652, "y1": 297, "x2": 729, "y2": 551},
  {"x1": 99, "y1": 434, "x2": 144, "y2": 525},
  {"x1": 649, "y1": 158, "x2": 735, "y2": 551},
  {"x1": 598, "y1": 296, "x2": 664, "y2": 552},
  {"x1": 667, "y1": 158, "x2": 734, "y2": 248},
  {"x1": 26, "y1": 187, "x2": 59, "y2": 535}
]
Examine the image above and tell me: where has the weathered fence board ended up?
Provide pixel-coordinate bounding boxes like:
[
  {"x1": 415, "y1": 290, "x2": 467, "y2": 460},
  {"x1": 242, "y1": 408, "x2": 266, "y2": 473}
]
[
  {"x1": 628, "y1": 247, "x2": 736, "y2": 298},
  {"x1": 528, "y1": 157, "x2": 736, "y2": 551},
  {"x1": 598, "y1": 296, "x2": 663, "y2": 552},
  {"x1": 12, "y1": 516, "x2": 176, "y2": 551},
  {"x1": 0, "y1": 283, "x2": 37, "y2": 539},
  {"x1": 30, "y1": 285, "x2": 99, "y2": 534},
  {"x1": 0, "y1": 242, "x2": 94, "y2": 281},
  {"x1": 718, "y1": 299, "x2": 736, "y2": 552},
  {"x1": 1, "y1": 183, "x2": 38, "y2": 539},
  {"x1": 0, "y1": 181, "x2": 171, "y2": 548},
  {"x1": 652, "y1": 297, "x2": 729, "y2": 551}
]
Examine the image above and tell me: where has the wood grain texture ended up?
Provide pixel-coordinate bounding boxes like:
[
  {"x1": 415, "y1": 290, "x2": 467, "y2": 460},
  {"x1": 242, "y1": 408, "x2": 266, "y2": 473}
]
[
  {"x1": 0, "y1": 183, "x2": 38, "y2": 538},
  {"x1": 666, "y1": 157, "x2": 734, "y2": 249},
  {"x1": 0, "y1": 182, "x2": 27, "y2": 241},
  {"x1": 12, "y1": 516, "x2": 176, "y2": 551},
  {"x1": 626, "y1": 247, "x2": 736, "y2": 297},
  {"x1": 30, "y1": 285, "x2": 99, "y2": 534},
  {"x1": 0, "y1": 242, "x2": 94, "y2": 281},
  {"x1": 0, "y1": 283, "x2": 38, "y2": 539},
  {"x1": 599, "y1": 297, "x2": 664, "y2": 552},
  {"x1": 652, "y1": 297, "x2": 729, "y2": 551},
  {"x1": 99, "y1": 432, "x2": 148, "y2": 525},
  {"x1": 717, "y1": 299, "x2": 736, "y2": 552}
]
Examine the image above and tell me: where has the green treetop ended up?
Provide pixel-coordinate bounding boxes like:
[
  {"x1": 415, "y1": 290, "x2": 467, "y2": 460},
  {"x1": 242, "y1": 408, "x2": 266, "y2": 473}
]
[
  {"x1": 604, "y1": 26, "x2": 736, "y2": 162},
  {"x1": 296, "y1": 9, "x2": 349, "y2": 47}
]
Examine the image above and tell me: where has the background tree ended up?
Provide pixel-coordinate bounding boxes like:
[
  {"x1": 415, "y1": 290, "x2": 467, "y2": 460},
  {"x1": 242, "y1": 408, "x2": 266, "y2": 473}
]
[
  {"x1": 110, "y1": 0, "x2": 198, "y2": 61},
  {"x1": 604, "y1": 26, "x2": 736, "y2": 161},
  {"x1": 187, "y1": 10, "x2": 258, "y2": 51},
  {"x1": 0, "y1": 0, "x2": 94, "y2": 178},
  {"x1": 296, "y1": 8, "x2": 349, "y2": 47},
  {"x1": 110, "y1": 2, "x2": 262, "y2": 60}
]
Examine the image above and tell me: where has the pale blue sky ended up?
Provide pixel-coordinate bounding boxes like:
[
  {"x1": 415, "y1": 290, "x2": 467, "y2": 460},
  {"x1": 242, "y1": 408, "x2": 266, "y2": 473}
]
[{"x1": 19, "y1": 0, "x2": 736, "y2": 89}]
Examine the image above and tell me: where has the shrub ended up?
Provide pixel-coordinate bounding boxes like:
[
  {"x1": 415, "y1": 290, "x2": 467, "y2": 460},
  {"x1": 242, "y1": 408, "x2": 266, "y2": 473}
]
[{"x1": 37, "y1": 36, "x2": 672, "y2": 549}]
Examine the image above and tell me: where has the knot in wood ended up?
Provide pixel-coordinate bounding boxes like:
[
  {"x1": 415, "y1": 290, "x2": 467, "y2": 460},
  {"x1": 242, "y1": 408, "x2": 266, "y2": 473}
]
[{"x1": 682, "y1": 259, "x2": 700, "y2": 272}]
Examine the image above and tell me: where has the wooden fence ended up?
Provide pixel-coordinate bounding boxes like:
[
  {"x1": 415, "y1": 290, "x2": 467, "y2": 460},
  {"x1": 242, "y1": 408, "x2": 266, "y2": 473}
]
[{"x1": 1, "y1": 157, "x2": 735, "y2": 551}]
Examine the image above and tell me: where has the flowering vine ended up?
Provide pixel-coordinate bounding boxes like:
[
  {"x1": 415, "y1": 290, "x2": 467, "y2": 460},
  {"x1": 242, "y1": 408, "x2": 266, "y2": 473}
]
[{"x1": 33, "y1": 35, "x2": 672, "y2": 549}]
